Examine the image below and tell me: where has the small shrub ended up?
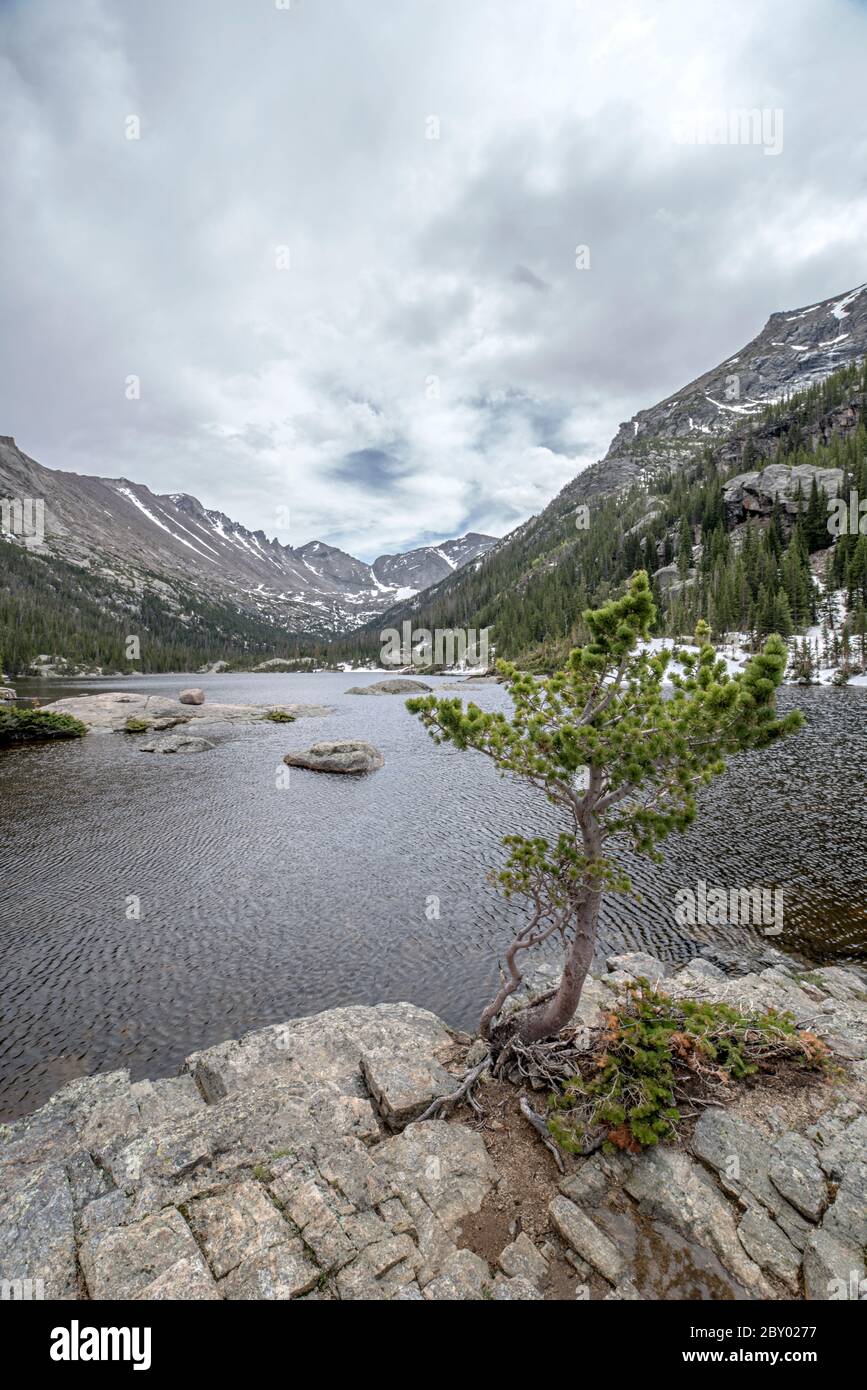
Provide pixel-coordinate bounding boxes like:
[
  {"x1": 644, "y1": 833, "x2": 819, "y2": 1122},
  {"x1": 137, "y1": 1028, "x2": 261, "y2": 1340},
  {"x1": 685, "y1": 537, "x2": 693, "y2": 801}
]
[
  {"x1": 547, "y1": 981, "x2": 830, "y2": 1154},
  {"x1": 122, "y1": 717, "x2": 151, "y2": 733},
  {"x1": 264, "y1": 709, "x2": 296, "y2": 722},
  {"x1": 0, "y1": 706, "x2": 88, "y2": 746}
]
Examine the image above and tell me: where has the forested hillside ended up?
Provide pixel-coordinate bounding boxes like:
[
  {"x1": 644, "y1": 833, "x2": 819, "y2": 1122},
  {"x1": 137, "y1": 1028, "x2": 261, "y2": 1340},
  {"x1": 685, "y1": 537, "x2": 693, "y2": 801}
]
[
  {"x1": 0, "y1": 543, "x2": 312, "y2": 675},
  {"x1": 324, "y1": 361, "x2": 867, "y2": 670},
  {"x1": 3, "y1": 363, "x2": 865, "y2": 677}
]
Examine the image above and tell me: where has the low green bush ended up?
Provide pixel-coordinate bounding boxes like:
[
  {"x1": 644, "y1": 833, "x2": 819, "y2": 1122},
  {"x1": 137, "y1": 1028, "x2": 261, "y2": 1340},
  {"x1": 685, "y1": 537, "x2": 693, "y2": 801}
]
[
  {"x1": 547, "y1": 981, "x2": 829, "y2": 1154},
  {"x1": 0, "y1": 706, "x2": 88, "y2": 746},
  {"x1": 264, "y1": 709, "x2": 296, "y2": 722},
  {"x1": 122, "y1": 717, "x2": 151, "y2": 733}
]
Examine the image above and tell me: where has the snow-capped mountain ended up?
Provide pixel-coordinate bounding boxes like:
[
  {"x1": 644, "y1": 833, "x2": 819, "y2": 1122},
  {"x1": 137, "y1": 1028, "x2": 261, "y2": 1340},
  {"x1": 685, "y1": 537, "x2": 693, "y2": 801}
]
[
  {"x1": 576, "y1": 282, "x2": 867, "y2": 499},
  {"x1": 358, "y1": 279, "x2": 867, "y2": 643},
  {"x1": 0, "y1": 437, "x2": 496, "y2": 637}
]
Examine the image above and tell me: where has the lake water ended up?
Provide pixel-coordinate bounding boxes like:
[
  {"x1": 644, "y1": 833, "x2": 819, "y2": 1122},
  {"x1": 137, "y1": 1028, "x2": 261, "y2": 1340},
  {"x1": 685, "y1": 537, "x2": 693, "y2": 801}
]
[{"x1": 0, "y1": 674, "x2": 865, "y2": 1120}]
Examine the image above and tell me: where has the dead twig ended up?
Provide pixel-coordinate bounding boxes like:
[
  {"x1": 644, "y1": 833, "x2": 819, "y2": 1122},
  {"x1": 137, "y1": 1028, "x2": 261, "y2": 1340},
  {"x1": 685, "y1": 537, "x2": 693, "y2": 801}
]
[{"x1": 518, "y1": 1095, "x2": 566, "y2": 1172}]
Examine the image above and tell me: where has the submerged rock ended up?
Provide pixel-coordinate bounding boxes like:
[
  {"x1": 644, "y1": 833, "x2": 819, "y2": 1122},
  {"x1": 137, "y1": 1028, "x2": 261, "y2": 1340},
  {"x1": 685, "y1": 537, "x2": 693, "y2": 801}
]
[
  {"x1": 283, "y1": 740, "x2": 384, "y2": 774},
  {"x1": 345, "y1": 679, "x2": 431, "y2": 695},
  {"x1": 139, "y1": 736, "x2": 214, "y2": 754}
]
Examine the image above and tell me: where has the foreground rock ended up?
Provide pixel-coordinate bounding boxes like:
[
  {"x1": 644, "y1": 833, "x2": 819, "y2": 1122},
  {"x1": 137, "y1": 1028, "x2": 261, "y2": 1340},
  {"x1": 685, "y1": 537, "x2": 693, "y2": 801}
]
[
  {"x1": 40, "y1": 692, "x2": 333, "y2": 733},
  {"x1": 0, "y1": 1003, "x2": 499, "y2": 1301},
  {"x1": 178, "y1": 688, "x2": 205, "y2": 705},
  {"x1": 283, "y1": 740, "x2": 384, "y2": 774},
  {"x1": 345, "y1": 679, "x2": 431, "y2": 695},
  {"x1": 1, "y1": 957, "x2": 864, "y2": 1301},
  {"x1": 530, "y1": 953, "x2": 867, "y2": 1301}
]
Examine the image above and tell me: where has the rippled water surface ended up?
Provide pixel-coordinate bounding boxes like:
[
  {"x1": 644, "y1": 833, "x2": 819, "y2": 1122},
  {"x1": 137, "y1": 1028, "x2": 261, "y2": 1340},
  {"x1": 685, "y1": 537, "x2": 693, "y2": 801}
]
[{"x1": 0, "y1": 674, "x2": 865, "y2": 1118}]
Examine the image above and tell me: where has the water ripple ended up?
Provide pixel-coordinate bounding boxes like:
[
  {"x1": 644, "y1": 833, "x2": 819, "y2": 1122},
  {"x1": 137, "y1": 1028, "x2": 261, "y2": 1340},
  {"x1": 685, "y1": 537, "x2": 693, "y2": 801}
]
[{"x1": 0, "y1": 675, "x2": 864, "y2": 1118}]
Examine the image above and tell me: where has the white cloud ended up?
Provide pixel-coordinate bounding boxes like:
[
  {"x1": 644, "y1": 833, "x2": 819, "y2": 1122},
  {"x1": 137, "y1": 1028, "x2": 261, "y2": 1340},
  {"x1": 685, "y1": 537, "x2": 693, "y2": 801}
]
[{"x1": 0, "y1": 0, "x2": 865, "y2": 559}]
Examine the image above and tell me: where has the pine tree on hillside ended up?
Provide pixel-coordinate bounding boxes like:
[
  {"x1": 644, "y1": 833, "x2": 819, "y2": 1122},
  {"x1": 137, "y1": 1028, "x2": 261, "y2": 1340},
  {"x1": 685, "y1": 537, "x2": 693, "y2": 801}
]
[{"x1": 677, "y1": 514, "x2": 693, "y2": 579}]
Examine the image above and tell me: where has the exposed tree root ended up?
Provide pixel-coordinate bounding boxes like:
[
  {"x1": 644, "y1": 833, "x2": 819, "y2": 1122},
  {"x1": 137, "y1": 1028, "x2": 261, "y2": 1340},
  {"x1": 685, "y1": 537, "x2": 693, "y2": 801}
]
[
  {"x1": 415, "y1": 1054, "x2": 493, "y2": 1122},
  {"x1": 492, "y1": 1029, "x2": 592, "y2": 1090},
  {"x1": 413, "y1": 1027, "x2": 599, "y2": 1168}
]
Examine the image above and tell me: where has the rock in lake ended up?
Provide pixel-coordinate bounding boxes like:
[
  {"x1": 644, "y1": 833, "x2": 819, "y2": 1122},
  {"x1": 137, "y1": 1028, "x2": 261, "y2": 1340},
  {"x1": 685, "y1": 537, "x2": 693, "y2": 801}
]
[
  {"x1": 345, "y1": 679, "x2": 431, "y2": 695},
  {"x1": 179, "y1": 688, "x2": 206, "y2": 705},
  {"x1": 283, "y1": 740, "x2": 384, "y2": 774},
  {"x1": 40, "y1": 692, "x2": 333, "y2": 731},
  {"x1": 139, "y1": 735, "x2": 215, "y2": 754},
  {"x1": 0, "y1": 686, "x2": 17, "y2": 702}
]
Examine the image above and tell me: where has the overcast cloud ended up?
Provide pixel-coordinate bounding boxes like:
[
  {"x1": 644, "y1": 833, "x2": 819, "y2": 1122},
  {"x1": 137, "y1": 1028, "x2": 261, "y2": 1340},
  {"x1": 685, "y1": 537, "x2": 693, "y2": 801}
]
[{"x1": 1, "y1": 0, "x2": 866, "y2": 559}]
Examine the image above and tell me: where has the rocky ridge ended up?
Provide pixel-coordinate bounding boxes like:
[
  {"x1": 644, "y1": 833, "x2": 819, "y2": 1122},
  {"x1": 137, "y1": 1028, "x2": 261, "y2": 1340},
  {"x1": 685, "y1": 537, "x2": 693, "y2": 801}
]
[
  {"x1": 0, "y1": 434, "x2": 496, "y2": 640},
  {"x1": 1, "y1": 954, "x2": 864, "y2": 1302},
  {"x1": 365, "y1": 283, "x2": 867, "y2": 645},
  {"x1": 576, "y1": 282, "x2": 867, "y2": 501}
]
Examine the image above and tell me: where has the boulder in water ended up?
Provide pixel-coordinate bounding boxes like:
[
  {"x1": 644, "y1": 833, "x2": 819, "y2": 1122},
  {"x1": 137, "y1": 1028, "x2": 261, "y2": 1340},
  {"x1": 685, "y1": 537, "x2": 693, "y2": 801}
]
[
  {"x1": 179, "y1": 688, "x2": 205, "y2": 705},
  {"x1": 345, "y1": 678, "x2": 431, "y2": 695},
  {"x1": 283, "y1": 740, "x2": 384, "y2": 774}
]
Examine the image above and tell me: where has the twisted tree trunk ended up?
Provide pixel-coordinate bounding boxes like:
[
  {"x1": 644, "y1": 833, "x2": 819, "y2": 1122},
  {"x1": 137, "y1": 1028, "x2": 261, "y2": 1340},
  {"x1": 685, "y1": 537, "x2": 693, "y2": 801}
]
[
  {"x1": 487, "y1": 806, "x2": 605, "y2": 1046},
  {"x1": 505, "y1": 882, "x2": 601, "y2": 1043}
]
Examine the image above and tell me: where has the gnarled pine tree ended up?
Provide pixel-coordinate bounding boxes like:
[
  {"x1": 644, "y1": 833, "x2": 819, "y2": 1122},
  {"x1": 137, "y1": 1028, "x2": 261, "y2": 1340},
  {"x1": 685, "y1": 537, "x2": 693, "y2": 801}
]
[{"x1": 407, "y1": 572, "x2": 802, "y2": 1047}]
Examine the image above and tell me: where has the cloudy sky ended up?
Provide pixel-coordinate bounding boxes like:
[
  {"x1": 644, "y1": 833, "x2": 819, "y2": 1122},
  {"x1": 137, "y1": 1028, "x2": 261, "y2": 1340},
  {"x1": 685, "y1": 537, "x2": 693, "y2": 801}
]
[{"x1": 1, "y1": 0, "x2": 866, "y2": 560}]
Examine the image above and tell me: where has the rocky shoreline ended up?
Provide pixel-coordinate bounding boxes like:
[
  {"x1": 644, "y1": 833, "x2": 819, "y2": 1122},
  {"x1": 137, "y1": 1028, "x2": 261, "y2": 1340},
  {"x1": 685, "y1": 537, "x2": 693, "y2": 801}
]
[
  {"x1": 37, "y1": 690, "x2": 333, "y2": 733},
  {"x1": 1, "y1": 953, "x2": 864, "y2": 1302}
]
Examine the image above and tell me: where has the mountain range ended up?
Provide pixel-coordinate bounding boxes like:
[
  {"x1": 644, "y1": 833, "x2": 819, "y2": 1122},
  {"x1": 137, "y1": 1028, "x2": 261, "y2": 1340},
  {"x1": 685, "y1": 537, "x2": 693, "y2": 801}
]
[
  {"x1": 346, "y1": 280, "x2": 867, "y2": 658},
  {"x1": 1, "y1": 279, "x2": 865, "y2": 673},
  {"x1": 0, "y1": 437, "x2": 495, "y2": 639},
  {"x1": 576, "y1": 280, "x2": 867, "y2": 500}
]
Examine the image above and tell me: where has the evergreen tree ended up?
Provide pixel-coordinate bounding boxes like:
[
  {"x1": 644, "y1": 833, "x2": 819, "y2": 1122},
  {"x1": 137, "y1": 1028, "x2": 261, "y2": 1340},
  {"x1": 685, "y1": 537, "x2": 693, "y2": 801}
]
[
  {"x1": 677, "y1": 515, "x2": 693, "y2": 579},
  {"x1": 408, "y1": 573, "x2": 802, "y2": 1044}
]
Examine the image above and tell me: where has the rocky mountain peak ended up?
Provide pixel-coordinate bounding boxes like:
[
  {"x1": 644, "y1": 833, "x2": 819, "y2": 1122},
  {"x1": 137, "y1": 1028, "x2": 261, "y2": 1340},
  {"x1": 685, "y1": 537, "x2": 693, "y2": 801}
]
[
  {"x1": 0, "y1": 434, "x2": 497, "y2": 638},
  {"x1": 576, "y1": 281, "x2": 867, "y2": 501}
]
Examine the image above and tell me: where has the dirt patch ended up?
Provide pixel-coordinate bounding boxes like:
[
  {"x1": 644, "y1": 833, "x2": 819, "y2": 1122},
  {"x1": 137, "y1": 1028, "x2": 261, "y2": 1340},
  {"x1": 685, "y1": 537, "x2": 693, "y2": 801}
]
[
  {"x1": 447, "y1": 1039, "x2": 846, "y2": 1301},
  {"x1": 454, "y1": 1077, "x2": 604, "y2": 1300}
]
